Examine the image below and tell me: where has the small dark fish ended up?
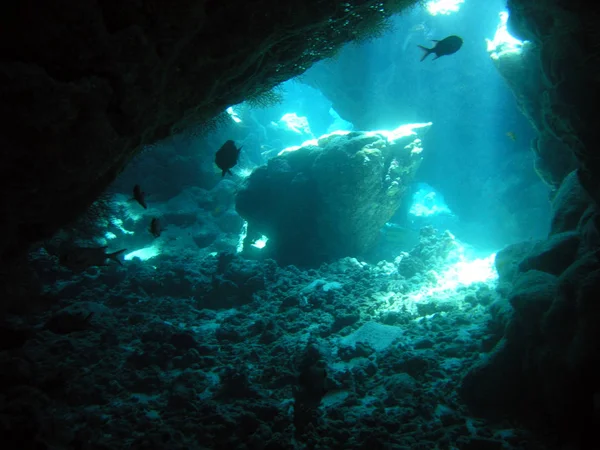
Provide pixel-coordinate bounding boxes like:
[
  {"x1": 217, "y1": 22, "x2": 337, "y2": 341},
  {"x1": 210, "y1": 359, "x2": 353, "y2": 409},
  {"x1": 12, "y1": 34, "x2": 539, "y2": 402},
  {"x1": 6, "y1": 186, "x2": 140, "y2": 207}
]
[
  {"x1": 131, "y1": 184, "x2": 147, "y2": 209},
  {"x1": 215, "y1": 140, "x2": 242, "y2": 177},
  {"x1": 59, "y1": 246, "x2": 126, "y2": 272},
  {"x1": 418, "y1": 35, "x2": 463, "y2": 61},
  {"x1": 149, "y1": 217, "x2": 164, "y2": 238}
]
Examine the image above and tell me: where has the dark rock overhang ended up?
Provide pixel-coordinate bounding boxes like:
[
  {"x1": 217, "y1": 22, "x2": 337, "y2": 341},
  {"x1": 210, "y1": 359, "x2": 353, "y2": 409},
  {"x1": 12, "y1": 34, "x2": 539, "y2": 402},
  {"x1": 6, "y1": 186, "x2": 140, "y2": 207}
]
[{"x1": 0, "y1": 0, "x2": 414, "y2": 264}]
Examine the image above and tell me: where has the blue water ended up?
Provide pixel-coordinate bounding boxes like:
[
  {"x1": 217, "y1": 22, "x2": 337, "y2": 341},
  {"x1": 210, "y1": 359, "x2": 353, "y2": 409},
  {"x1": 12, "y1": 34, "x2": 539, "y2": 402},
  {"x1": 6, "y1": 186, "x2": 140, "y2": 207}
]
[{"x1": 180, "y1": 0, "x2": 551, "y2": 253}]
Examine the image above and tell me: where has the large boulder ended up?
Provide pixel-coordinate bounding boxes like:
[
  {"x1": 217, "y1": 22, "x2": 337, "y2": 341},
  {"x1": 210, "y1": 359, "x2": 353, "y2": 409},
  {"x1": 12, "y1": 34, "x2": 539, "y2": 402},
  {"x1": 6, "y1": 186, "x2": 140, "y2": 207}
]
[{"x1": 236, "y1": 125, "x2": 429, "y2": 266}]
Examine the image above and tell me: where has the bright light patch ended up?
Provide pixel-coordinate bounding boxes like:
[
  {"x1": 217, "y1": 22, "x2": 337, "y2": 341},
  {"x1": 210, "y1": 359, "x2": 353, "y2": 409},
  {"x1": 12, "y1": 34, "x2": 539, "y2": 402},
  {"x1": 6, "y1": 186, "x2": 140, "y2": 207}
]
[
  {"x1": 279, "y1": 113, "x2": 312, "y2": 135},
  {"x1": 409, "y1": 184, "x2": 452, "y2": 217},
  {"x1": 327, "y1": 107, "x2": 354, "y2": 133},
  {"x1": 237, "y1": 221, "x2": 268, "y2": 251},
  {"x1": 368, "y1": 122, "x2": 432, "y2": 144},
  {"x1": 278, "y1": 144, "x2": 302, "y2": 156},
  {"x1": 486, "y1": 11, "x2": 527, "y2": 60},
  {"x1": 438, "y1": 253, "x2": 498, "y2": 289},
  {"x1": 237, "y1": 222, "x2": 248, "y2": 253},
  {"x1": 251, "y1": 235, "x2": 269, "y2": 249},
  {"x1": 226, "y1": 106, "x2": 242, "y2": 123},
  {"x1": 319, "y1": 130, "x2": 351, "y2": 140},
  {"x1": 239, "y1": 167, "x2": 254, "y2": 178},
  {"x1": 407, "y1": 251, "x2": 497, "y2": 303},
  {"x1": 277, "y1": 123, "x2": 431, "y2": 157},
  {"x1": 111, "y1": 217, "x2": 136, "y2": 234},
  {"x1": 426, "y1": 0, "x2": 464, "y2": 16},
  {"x1": 125, "y1": 246, "x2": 160, "y2": 261},
  {"x1": 105, "y1": 231, "x2": 117, "y2": 240},
  {"x1": 278, "y1": 138, "x2": 320, "y2": 156}
]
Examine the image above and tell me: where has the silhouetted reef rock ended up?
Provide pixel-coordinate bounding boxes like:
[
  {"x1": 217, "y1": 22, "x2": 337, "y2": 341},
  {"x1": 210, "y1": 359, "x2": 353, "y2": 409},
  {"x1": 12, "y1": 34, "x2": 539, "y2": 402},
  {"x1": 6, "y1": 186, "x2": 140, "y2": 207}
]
[
  {"x1": 504, "y1": 0, "x2": 600, "y2": 199},
  {"x1": 236, "y1": 127, "x2": 428, "y2": 266},
  {"x1": 488, "y1": 38, "x2": 577, "y2": 191},
  {"x1": 461, "y1": 169, "x2": 600, "y2": 447}
]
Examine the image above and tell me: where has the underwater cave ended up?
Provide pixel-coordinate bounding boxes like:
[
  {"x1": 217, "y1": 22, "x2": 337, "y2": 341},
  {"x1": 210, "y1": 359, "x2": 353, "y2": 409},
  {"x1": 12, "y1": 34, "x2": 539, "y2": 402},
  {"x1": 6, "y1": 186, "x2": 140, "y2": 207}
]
[{"x1": 0, "y1": 0, "x2": 599, "y2": 448}]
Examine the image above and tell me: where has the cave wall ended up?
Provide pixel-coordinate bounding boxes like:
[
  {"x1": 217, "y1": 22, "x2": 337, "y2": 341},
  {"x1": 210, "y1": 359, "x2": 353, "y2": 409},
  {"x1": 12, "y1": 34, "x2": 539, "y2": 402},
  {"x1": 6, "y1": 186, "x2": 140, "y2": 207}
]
[
  {"x1": 507, "y1": 0, "x2": 600, "y2": 199},
  {"x1": 457, "y1": 0, "x2": 600, "y2": 444},
  {"x1": 488, "y1": 39, "x2": 578, "y2": 191},
  {"x1": 0, "y1": 0, "x2": 417, "y2": 266}
]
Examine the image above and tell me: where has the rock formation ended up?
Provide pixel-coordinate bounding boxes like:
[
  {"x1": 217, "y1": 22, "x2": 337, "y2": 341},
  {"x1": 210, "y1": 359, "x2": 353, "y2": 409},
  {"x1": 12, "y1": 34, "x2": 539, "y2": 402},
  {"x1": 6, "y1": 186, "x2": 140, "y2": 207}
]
[
  {"x1": 236, "y1": 125, "x2": 429, "y2": 266},
  {"x1": 486, "y1": 13, "x2": 577, "y2": 192},
  {"x1": 460, "y1": 170, "x2": 600, "y2": 445},
  {"x1": 458, "y1": 2, "x2": 600, "y2": 444},
  {"x1": 506, "y1": 0, "x2": 600, "y2": 200}
]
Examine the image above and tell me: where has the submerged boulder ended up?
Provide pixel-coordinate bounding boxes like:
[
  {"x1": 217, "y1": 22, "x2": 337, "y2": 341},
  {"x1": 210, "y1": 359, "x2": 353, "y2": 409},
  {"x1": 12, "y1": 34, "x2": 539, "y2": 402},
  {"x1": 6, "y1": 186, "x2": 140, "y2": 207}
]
[{"x1": 236, "y1": 125, "x2": 430, "y2": 266}]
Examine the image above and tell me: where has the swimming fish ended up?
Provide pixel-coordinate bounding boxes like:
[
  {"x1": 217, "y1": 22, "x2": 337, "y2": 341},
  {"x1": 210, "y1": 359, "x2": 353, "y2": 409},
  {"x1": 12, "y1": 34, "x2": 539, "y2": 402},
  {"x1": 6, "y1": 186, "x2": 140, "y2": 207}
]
[
  {"x1": 506, "y1": 131, "x2": 516, "y2": 142},
  {"x1": 418, "y1": 35, "x2": 463, "y2": 61},
  {"x1": 59, "y1": 246, "x2": 126, "y2": 272},
  {"x1": 215, "y1": 140, "x2": 242, "y2": 177},
  {"x1": 149, "y1": 218, "x2": 164, "y2": 238},
  {"x1": 131, "y1": 184, "x2": 147, "y2": 209}
]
